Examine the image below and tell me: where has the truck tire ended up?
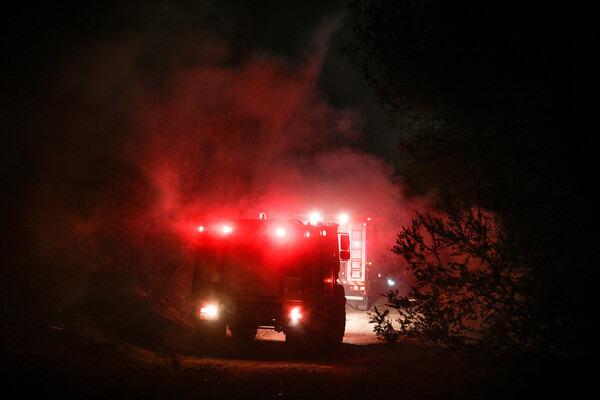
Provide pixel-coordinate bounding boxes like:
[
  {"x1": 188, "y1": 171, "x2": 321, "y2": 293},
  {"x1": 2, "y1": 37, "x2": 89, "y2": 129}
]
[
  {"x1": 305, "y1": 286, "x2": 346, "y2": 347},
  {"x1": 285, "y1": 325, "x2": 309, "y2": 345},
  {"x1": 325, "y1": 285, "x2": 346, "y2": 345},
  {"x1": 229, "y1": 322, "x2": 258, "y2": 344},
  {"x1": 194, "y1": 320, "x2": 226, "y2": 349},
  {"x1": 284, "y1": 329, "x2": 302, "y2": 345}
]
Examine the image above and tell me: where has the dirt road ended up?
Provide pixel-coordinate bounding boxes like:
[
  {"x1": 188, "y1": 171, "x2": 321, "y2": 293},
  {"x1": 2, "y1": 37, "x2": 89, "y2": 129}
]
[
  {"x1": 254, "y1": 306, "x2": 379, "y2": 344},
  {"x1": 2, "y1": 307, "x2": 582, "y2": 399}
]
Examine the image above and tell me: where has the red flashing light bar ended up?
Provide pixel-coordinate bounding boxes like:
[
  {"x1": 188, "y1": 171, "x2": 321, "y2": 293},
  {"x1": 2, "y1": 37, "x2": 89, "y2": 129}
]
[{"x1": 275, "y1": 228, "x2": 286, "y2": 237}]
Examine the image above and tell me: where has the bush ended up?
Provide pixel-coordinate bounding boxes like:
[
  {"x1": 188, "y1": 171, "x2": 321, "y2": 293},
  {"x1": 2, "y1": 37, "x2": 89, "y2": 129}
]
[{"x1": 370, "y1": 207, "x2": 571, "y2": 363}]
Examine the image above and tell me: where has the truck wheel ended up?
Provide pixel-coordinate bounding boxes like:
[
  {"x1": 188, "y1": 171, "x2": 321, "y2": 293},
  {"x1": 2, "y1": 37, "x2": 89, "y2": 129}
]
[
  {"x1": 326, "y1": 285, "x2": 347, "y2": 345},
  {"x1": 229, "y1": 322, "x2": 257, "y2": 344},
  {"x1": 285, "y1": 328, "x2": 307, "y2": 345},
  {"x1": 194, "y1": 320, "x2": 226, "y2": 349},
  {"x1": 285, "y1": 330, "x2": 299, "y2": 344}
]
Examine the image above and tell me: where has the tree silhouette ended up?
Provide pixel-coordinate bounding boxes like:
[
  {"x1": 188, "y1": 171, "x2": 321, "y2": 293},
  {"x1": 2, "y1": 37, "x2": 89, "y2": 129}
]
[{"x1": 351, "y1": 0, "x2": 597, "y2": 362}]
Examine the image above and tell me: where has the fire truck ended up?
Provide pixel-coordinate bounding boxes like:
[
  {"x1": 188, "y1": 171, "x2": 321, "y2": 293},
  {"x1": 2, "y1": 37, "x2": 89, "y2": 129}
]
[
  {"x1": 334, "y1": 216, "x2": 376, "y2": 309},
  {"x1": 297, "y1": 213, "x2": 394, "y2": 310},
  {"x1": 190, "y1": 216, "x2": 348, "y2": 345},
  {"x1": 307, "y1": 214, "x2": 378, "y2": 309}
]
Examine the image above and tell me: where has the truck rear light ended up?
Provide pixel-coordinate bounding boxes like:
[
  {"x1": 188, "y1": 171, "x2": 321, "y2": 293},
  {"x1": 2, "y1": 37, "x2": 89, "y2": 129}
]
[
  {"x1": 275, "y1": 228, "x2": 286, "y2": 237},
  {"x1": 290, "y1": 306, "x2": 302, "y2": 324},
  {"x1": 198, "y1": 225, "x2": 204, "y2": 232},
  {"x1": 222, "y1": 225, "x2": 233, "y2": 234},
  {"x1": 199, "y1": 304, "x2": 218, "y2": 320}
]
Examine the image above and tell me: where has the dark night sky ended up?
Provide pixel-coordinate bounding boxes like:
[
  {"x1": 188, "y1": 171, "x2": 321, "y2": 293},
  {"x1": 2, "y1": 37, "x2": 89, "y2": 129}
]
[{"x1": 3, "y1": 1, "x2": 398, "y2": 168}]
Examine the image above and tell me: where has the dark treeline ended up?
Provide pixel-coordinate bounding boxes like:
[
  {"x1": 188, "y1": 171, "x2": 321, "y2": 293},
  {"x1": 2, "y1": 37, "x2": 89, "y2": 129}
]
[{"x1": 350, "y1": 0, "x2": 598, "y2": 374}]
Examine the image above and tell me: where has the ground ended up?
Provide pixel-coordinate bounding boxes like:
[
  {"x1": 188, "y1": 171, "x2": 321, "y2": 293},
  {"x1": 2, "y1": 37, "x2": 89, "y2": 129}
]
[{"x1": 1, "y1": 305, "x2": 592, "y2": 399}]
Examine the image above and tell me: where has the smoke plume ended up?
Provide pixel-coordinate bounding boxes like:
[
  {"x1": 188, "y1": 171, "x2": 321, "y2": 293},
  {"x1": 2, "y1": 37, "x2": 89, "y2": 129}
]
[{"x1": 5, "y1": 2, "x2": 426, "y2": 340}]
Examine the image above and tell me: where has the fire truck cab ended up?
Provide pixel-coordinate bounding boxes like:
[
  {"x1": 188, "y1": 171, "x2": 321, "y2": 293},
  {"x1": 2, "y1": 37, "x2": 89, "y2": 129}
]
[{"x1": 191, "y1": 218, "x2": 347, "y2": 345}]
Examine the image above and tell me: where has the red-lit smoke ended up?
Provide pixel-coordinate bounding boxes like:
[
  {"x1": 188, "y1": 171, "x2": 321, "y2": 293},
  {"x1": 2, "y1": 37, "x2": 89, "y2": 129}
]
[
  {"x1": 11, "y1": 5, "x2": 430, "y2": 331},
  {"x1": 124, "y1": 19, "x2": 423, "y2": 249}
]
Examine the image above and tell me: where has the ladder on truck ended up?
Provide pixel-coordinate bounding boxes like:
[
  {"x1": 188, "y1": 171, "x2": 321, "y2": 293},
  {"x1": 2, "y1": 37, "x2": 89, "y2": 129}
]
[{"x1": 350, "y1": 223, "x2": 365, "y2": 283}]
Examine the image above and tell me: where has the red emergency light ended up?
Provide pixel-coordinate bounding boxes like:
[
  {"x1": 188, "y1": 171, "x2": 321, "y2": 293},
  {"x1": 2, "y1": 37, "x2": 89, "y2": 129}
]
[
  {"x1": 275, "y1": 228, "x2": 286, "y2": 237},
  {"x1": 309, "y1": 212, "x2": 321, "y2": 225},
  {"x1": 338, "y1": 213, "x2": 349, "y2": 224}
]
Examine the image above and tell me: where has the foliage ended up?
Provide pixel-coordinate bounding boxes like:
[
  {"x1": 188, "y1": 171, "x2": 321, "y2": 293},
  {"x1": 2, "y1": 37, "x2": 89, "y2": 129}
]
[
  {"x1": 349, "y1": 0, "x2": 591, "y2": 205},
  {"x1": 351, "y1": 0, "x2": 598, "y2": 362},
  {"x1": 369, "y1": 307, "x2": 400, "y2": 346},
  {"x1": 371, "y1": 203, "x2": 599, "y2": 362},
  {"x1": 371, "y1": 208, "x2": 530, "y2": 360}
]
